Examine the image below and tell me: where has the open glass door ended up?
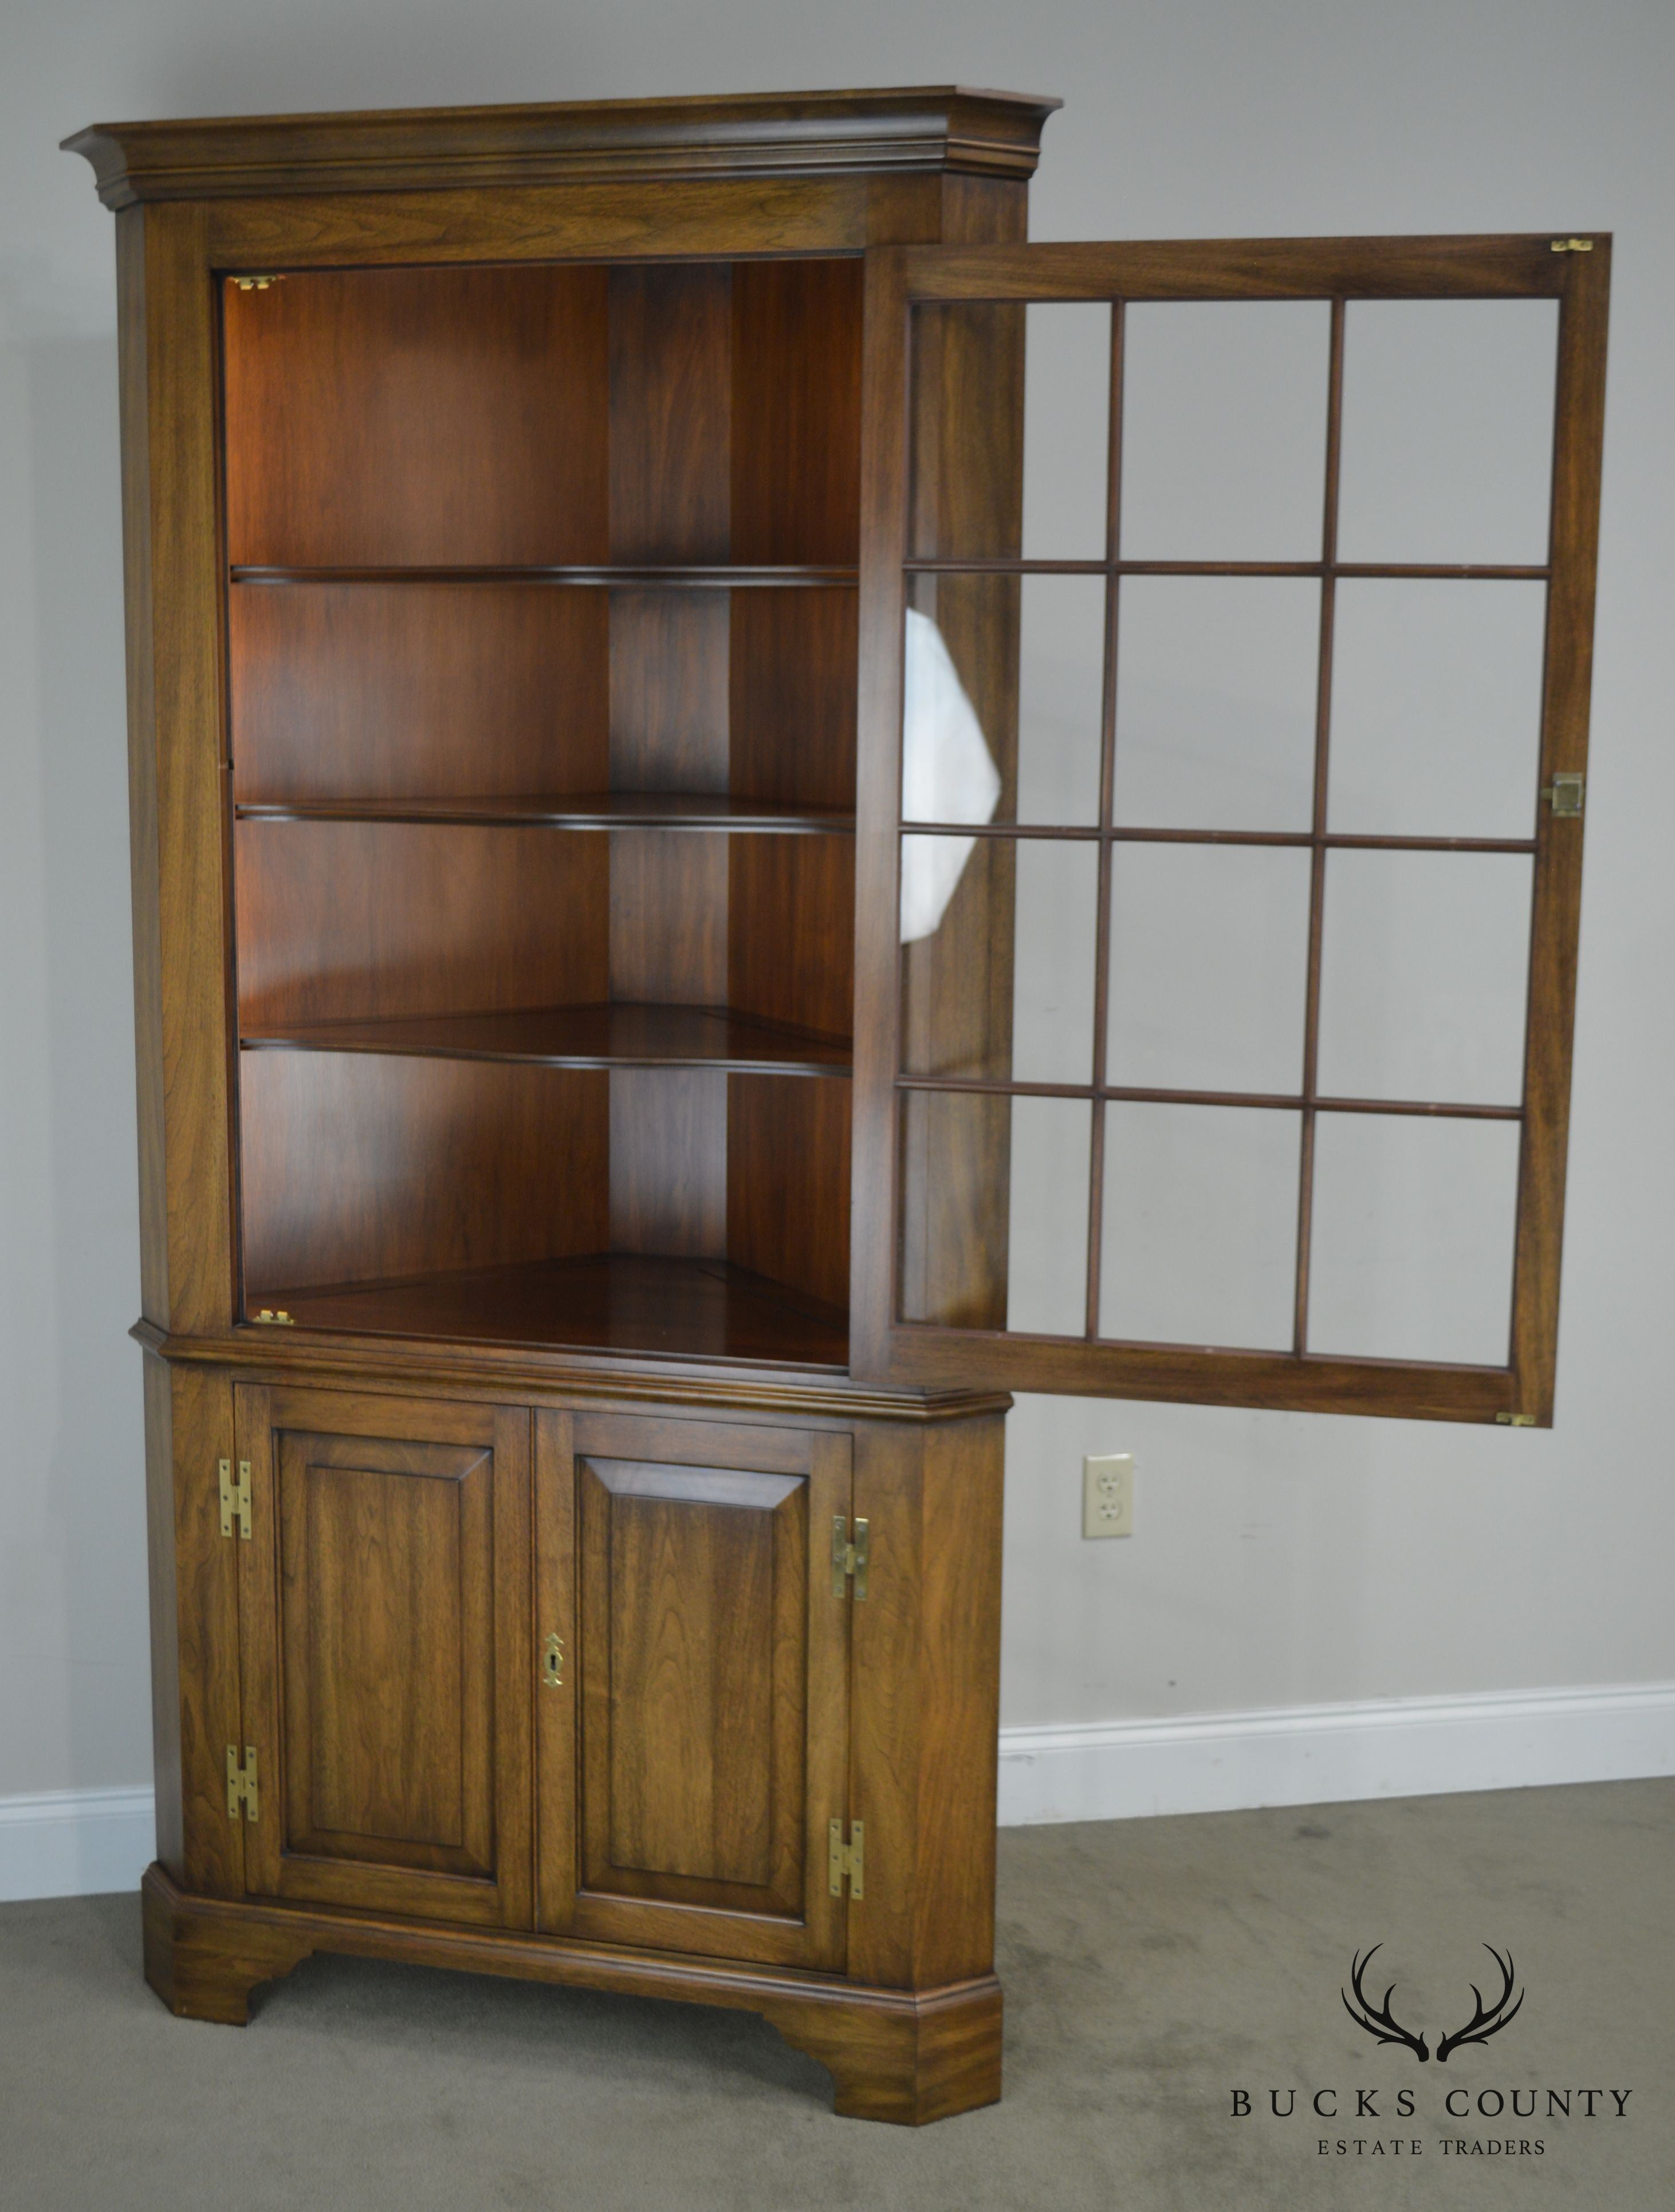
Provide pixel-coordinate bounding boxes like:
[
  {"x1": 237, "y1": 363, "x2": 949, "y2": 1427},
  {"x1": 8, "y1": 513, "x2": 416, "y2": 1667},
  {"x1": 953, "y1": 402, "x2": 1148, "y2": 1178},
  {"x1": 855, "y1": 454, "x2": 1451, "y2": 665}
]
[{"x1": 851, "y1": 234, "x2": 1609, "y2": 1420}]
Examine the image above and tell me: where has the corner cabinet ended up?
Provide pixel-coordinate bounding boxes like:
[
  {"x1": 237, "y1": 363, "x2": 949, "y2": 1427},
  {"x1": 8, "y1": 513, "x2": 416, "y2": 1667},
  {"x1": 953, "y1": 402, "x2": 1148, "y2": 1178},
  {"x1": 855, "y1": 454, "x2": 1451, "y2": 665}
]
[{"x1": 69, "y1": 89, "x2": 1608, "y2": 2122}]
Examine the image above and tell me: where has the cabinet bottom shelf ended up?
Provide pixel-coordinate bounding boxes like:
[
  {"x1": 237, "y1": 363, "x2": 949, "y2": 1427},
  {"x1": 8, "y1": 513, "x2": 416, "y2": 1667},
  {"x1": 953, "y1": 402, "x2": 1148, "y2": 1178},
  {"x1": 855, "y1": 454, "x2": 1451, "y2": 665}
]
[{"x1": 246, "y1": 1251, "x2": 849, "y2": 1368}]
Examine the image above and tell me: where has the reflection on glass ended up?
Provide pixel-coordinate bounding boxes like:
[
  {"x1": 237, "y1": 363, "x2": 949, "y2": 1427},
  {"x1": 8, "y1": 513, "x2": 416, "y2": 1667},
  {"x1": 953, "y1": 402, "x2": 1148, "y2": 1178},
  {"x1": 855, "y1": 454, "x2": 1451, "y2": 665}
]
[
  {"x1": 1327, "y1": 580, "x2": 1546, "y2": 839},
  {"x1": 1018, "y1": 574, "x2": 1107, "y2": 824},
  {"x1": 1121, "y1": 302, "x2": 1332, "y2": 560},
  {"x1": 1308, "y1": 1112, "x2": 1519, "y2": 1363},
  {"x1": 1022, "y1": 302, "x2": 1111, "y2": 560},
  {"x1": 1113, "y1": 577, "x2": 1319, "y2": 831},
  {"x1": 1316, "y1": 852, "x2": 1531, "y2": 1105},
  {"x1": 1108, "y1": 845, "x2": 1312, "y2": 1093},
  {"x1": 899, "y1": 608, "x2": 1000, "y2": 942},
  {"x1": 1100, "y1": 1103, "x2": 1299, "y2": 1347},
  {"x1": 1006, "y1": 1097, "x2": 1092, "y2": 1336},
  {"x1": 1337, "y1": 300, "x2": 1558, "y2": 565}
]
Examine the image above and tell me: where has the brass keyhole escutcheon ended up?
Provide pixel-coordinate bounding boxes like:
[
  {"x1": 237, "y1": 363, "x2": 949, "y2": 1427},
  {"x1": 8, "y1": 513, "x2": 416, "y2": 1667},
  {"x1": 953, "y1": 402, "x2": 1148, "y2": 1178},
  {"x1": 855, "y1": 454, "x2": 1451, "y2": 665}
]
[{"x1": 541, "y1": 1632, "x2": 565, "y2": 1688}]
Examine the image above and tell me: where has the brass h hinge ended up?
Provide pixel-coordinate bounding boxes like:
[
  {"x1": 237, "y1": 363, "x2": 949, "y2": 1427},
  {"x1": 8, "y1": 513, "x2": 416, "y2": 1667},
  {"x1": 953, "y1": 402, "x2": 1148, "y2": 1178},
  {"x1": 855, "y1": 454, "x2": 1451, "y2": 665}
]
[
  {"x1": 218, "y1": 1458, "x2": 252, "y2": 1540},
  {"x1": 226, "y1": 1745, "x2": 259, "y2": 1821},
  {"x1": 1496, "y1": 1412, "x2": 1537, "y2": 1427},
  {"x1": 828, "y1": 1819, "x2": 864, "y2": 1899},
  {"x1": 231, "y1": 274, "x2": 285, "y2": 291},
  {"x1": 1550, "y1": 238, "x2": 1594, "y2": 253},
  {"x1": 831, "y1": 1516, "x2": 870, "y2": 1600},
  {"x1": 1542, "y1": 772, "x2": 1584, "y2": 817},
  {"x1": 251, "y1": 1308, "x2": 294, "y2": 1325}
]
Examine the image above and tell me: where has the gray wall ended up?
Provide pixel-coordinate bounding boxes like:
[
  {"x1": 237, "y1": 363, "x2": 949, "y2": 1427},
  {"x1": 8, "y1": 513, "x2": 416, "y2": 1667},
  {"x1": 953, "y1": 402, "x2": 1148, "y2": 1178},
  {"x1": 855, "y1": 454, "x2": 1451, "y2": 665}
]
[{"x1": 2, "y1": 0, "x2": 1670, "y2": 1797}]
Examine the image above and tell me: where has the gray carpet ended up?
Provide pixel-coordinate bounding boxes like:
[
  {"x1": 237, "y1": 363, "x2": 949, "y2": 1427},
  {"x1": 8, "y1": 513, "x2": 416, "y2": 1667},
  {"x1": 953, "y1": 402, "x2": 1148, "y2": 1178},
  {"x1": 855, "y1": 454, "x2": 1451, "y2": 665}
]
[{"x1": 2, "y1": 1781, "x2": 1670, "y2": 2210}]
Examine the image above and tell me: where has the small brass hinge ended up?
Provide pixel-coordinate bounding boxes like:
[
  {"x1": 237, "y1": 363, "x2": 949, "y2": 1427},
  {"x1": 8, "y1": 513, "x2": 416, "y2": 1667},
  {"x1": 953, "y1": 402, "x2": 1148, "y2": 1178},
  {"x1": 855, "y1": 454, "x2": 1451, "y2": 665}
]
[
  {"x1": 1550, "y1": 238, "x2": 1594, "y2": 253},
  {"x1": 1496, "y1": 1412, "x2": 1537, "y2": 1426},
  {"x1": 1542, "y1": 772, "x2": 1584, "y2": 817},
  {"x1": 831, "y1": 1515, "x2": 870, "y2": 1601},
  {"x1": 231, "y1": 274, "x2": 285, "y2": 291},
  {"x1": 226, "y1": 1745, "x2": 259, "y2": 1822},
  {"x1": 828, "y1": 1818, "x2": 864, "y2": 1899},
  {"x1": 218, "y1": 1457, "x2": 252, "y2": 1540},
  {"x1": 252, "y1": 1308, "x2": 294, "y2": 1325}
]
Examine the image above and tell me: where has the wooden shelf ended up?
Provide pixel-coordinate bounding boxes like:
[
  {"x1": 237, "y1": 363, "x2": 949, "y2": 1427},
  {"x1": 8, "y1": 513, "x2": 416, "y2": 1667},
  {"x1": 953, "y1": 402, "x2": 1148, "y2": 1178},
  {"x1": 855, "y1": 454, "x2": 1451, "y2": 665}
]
[
  {"x1": 235, "y1": 793, "x2": 855, "y2": 833},
  {"x1": 240, "y1": 1000, "x2": 853, "y2": 1076},
  {"x1": 247, "y1": 1253, "x2": 849, "y2": 1368},
  {"x1": 230, "y1": 564, "x2": 858, "y2": 588}
]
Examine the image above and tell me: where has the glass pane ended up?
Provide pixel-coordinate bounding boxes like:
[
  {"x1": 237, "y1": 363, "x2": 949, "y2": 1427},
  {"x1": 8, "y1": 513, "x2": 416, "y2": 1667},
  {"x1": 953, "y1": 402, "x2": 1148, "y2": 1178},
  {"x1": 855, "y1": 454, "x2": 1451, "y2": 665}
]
[
  {"x1": 1013, "y1": 840, "x2": 1098, "y2": 1084},
  {"x1": 1100, "y1": 1104, "x2": 1299, "y2": 1347},
  {"x1": 900, "y1": 595, "x2": 1005, "y2": 836},
  {"x1": 1008, "y1": 1097, "x2": 1093, "y2": 1336},
  {"x1": 1022, "y1": 302, "x2": 1111, "y2": 561},
  {"x1": 1316, "y1": 851, "x2": 1531, "y2": 1105},
  {"x1": 896, "y1": 1091, "x2": 1089, "y2": 1335},
  {"x1": 1113, "y1": 577, "x2": 1319, "y2": 831},
  {"x1": 907, "y1": 302, "x2": 1024, "y2": 561},
  {"x1": 1120, "y1": 302, "x2": 1332, "y2": 560},
  {"x1": 1017, "y1": 574, "x2": 1107, "y2": 824},
  {"x1": 1336, "y1": 300, "x2": 1558, "y2": 565},
  {"x1": 901, "y1": 836, "x2": 1096, "y2": 1086},
  {"x1": 1328, "y1": 580, "x2": 1547, "y2": 839},
  {"x1": 1108, "y1": 846, "x2": 1312, "y2": 1093},
  {"x1": 1308, "y1": 1113, "x2": 1520, "y2": 1363}
]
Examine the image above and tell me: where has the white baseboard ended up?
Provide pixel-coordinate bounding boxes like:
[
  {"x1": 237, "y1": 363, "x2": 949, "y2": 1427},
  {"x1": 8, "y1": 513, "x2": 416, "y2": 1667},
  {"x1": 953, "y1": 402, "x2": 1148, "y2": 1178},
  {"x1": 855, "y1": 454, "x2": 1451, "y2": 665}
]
[
  {"x1": 3, "y1": 1683, "x2": 1672, "y2": 1899},
  {"x1": 0, "y1": 1785, "x2": 155, "y2": 1903},
  {"x1": 997, "y1": 1679, "x2": 1675, "y2": 1826}
]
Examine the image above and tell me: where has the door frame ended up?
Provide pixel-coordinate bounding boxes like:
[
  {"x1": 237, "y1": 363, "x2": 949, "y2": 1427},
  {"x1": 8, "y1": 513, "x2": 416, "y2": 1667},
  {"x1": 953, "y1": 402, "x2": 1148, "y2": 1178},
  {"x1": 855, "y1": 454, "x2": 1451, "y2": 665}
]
[{"x1": 849, "y1": 233, "x2": 1610, "y2": 1423}]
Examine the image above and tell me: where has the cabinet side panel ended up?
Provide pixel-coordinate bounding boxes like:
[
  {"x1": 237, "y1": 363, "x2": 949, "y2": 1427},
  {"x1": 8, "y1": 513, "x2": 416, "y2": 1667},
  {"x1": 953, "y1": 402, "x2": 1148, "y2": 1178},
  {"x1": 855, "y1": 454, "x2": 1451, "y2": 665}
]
[
  {"x1": 938, "y1": 175, "x2": 1031, "y2": 246},
  {"x1": 143, "y1": 204, "x2": 236, "y2": 1333},
  {"x1": 911, "y1": 1416, "x2": 1003, "y2": 1986},
  {"x1": 141, "y1": 1353, "x2": 182, "y2": 1877},
  {"x1": 845, "y1": 1423, "x2": 923, "y2": 1987},
  {"x1": 117, "y1": 210, "x2": 167, "y2": 1323},
  {"x1": 170, "y1": 1361, "x2": 242, "y2": 1895}
]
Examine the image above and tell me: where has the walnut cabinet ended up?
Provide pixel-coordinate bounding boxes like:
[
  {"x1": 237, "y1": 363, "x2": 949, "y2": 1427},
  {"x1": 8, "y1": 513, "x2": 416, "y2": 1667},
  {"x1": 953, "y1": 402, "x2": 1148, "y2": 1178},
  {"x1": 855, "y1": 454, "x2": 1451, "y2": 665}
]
[{"x1": 68, "y1": 88, "x2": 1607, "y2": 2123}]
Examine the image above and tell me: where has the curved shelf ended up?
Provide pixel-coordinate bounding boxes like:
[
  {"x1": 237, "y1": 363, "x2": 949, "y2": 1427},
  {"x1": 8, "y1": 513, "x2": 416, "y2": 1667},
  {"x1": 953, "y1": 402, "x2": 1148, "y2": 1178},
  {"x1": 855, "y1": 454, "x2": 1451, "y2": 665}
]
[
  {"x1": 240, "y1": 1000, "x2": 853, "y2": 1077},
  {"x1": 246, "y1": 1253, "x2": 849, "y2": 1369},
  {"x1": 235, "y1": 793, "x2": 855, "y2": 834},
  {"x1": 230, "y1": 564, "x2": 858, "y2": 588}
]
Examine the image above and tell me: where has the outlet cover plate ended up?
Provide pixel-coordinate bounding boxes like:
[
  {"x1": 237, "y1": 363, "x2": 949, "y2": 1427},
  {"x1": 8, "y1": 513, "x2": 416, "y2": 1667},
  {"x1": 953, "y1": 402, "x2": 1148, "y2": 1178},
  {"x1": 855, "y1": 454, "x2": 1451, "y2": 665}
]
[{"x1": 1083, "y1": 1453, "x2": 1134, "y2": 1539}]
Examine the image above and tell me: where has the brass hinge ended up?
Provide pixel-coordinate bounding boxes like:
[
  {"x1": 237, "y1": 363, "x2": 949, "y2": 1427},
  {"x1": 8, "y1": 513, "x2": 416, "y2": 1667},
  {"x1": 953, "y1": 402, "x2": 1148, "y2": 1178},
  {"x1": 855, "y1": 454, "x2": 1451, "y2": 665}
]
[
  {"x1": 1550, "y1": 238, "x2": 1594, "y2": 253},
  {"x1": 831, "y1": 1516, "x2": 870, "y2": 1600},
  {"x1": 1542, "y1": 772, "x2": 1584, "y2": 817},
  {"x1": 231, "y1": 274, "x2": 285, "y2": 291},
  {"x1": 226, "y1": 1745, "x2": 259, "y2": 1821},
  {"x1": 218, "y1": 1457, "x2": 252, "y2": 1540},
  {"x1": 251, "y1": 1308, "x2": 294, "y2": 1325},
  {"x1": 828, "y1": 1818, "x2": 864, "y2": 1899},
  {"x1": 1496, "y1": 1412, "x2": 1538, "y2": 1427}
]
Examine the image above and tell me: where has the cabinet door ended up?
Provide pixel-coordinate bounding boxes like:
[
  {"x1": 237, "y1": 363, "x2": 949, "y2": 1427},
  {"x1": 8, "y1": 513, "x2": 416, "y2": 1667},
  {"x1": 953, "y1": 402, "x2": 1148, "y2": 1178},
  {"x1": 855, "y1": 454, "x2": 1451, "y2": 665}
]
[
  {"x1": 235, "y1": 1386, "x2": 532, "y2": 1927},
  {"x1": 535, "y1": 1412, "x2": 852, "y2": 1970},
  {"x1": 852, "y1": 233, "x2": 1609, "y2": 1425}
]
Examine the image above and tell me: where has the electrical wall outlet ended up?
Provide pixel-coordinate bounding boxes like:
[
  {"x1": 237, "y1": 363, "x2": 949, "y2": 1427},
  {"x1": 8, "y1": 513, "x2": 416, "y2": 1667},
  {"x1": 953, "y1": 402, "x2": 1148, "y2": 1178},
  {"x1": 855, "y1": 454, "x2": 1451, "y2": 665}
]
[{"x1": 1083, "y1": 1453, "x2": 1134, "y2": 1538}]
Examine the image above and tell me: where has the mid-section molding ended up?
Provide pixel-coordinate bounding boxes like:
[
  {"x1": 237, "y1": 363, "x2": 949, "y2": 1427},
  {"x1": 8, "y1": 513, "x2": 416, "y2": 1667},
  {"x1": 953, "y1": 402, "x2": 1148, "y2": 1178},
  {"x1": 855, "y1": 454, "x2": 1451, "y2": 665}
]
[
  {"x1": 64, "y1": 87, "x2": 1061, "y2": 210},
  {"x1": 130, "y1": 1317, "x2": 1012, "y2": 1425}
]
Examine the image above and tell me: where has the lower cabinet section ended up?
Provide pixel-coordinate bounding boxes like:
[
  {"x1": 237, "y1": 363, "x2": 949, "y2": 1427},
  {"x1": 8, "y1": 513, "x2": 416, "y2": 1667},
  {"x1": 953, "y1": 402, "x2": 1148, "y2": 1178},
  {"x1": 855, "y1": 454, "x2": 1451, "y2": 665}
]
[{"x1": 158, "y1": 1364, "x2": 1005, "y2": 2122}]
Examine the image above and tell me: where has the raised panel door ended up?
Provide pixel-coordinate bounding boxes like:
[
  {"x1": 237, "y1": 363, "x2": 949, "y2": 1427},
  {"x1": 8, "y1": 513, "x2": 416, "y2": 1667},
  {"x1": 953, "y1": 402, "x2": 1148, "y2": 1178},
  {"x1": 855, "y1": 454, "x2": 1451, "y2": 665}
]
[
  {"x1": 235, "y1": 1386, "x2": 533, "y2": 1927},
  {"x1": 535, "y1": 1411, "x2": 851, "y2": 1969}
]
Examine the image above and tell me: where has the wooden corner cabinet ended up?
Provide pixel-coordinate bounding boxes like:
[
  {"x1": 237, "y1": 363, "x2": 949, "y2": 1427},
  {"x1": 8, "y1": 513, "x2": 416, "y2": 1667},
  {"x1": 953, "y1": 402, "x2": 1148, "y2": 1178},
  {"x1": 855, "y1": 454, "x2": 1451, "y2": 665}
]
[{"x1": 69, "y1": 88, "x2": 1607, "y2": 2122}]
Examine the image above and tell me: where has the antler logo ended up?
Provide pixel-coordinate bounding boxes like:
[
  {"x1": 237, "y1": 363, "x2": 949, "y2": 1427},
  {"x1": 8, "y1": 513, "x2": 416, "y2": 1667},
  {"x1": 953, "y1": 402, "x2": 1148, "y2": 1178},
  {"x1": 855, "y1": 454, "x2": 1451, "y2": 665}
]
[{"x1": 1342, "y1": 1945, "x2": 1524, "y2": 2064}]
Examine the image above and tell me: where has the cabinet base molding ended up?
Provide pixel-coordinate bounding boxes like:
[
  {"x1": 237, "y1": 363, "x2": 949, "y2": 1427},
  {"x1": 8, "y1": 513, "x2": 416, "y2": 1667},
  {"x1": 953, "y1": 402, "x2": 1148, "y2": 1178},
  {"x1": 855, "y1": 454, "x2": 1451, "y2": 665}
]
[{"x1": 139, "y1": 1864, "x2": 1002, "y2": 2125}]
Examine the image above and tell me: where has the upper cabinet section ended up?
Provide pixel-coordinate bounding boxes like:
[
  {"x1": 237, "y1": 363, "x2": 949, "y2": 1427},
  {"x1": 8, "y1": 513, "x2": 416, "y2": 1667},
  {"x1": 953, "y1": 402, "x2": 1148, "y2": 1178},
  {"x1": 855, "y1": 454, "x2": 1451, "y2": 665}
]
[{"x1": 63, "y1": 86, "x2": 1060, "y2": 210}]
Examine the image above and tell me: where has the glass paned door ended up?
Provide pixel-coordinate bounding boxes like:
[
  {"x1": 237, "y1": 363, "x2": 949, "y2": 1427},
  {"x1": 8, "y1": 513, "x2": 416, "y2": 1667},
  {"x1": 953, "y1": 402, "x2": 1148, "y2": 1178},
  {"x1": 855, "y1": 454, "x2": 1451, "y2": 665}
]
[{"x1": 852, "y1": 236, "x2": 1609, "y2": 1422}]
